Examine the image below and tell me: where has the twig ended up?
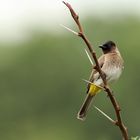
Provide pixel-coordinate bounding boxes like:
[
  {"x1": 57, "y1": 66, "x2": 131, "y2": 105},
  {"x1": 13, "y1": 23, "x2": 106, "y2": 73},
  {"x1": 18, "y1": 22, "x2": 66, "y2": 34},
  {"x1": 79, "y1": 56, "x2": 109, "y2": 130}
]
[
  {"x1": 62, "y1": 1, "x2": 129, "y2": 140},
  {"x1": 63, "y1": 1, "x2": 83, "y2": 33}
]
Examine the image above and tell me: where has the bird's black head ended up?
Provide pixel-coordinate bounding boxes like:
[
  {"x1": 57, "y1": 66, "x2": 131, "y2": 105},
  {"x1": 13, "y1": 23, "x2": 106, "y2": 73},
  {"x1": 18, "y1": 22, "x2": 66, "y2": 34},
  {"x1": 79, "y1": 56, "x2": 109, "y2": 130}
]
[{"x1": 99, "y1": 41, "x2": 116, "y2": 54}]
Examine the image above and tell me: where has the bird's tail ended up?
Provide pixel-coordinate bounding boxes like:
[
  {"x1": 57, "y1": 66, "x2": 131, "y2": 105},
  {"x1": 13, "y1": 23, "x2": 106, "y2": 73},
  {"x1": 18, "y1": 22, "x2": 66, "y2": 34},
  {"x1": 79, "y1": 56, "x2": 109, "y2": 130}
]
[{"x1": 77, "y1": 84, "x2": 101, "y2": 121}]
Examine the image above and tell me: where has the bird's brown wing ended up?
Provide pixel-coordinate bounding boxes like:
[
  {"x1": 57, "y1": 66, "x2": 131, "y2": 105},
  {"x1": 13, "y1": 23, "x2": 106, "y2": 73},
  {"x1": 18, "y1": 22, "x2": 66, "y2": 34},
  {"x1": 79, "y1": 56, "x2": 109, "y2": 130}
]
[{"x1": 86, "y1": 55, "x2": 105, "y2": 93}]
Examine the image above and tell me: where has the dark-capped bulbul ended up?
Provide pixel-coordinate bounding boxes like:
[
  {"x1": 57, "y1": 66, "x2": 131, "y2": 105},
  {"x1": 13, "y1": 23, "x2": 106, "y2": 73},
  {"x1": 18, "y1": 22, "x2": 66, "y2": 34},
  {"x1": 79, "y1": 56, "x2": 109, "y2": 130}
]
[{"x1": 77, "y1": 41, "x2": 124, "y2": 121}]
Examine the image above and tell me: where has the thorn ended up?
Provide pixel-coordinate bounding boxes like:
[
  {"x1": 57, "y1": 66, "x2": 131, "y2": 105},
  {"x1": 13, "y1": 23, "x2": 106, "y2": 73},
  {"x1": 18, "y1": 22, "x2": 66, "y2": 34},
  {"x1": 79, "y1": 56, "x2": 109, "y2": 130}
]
[
  {"x1": 60, "y1": 24, "x2": 78, "y2": 35},
  {"x1": 82, "y1": 79, "x2": 104, "y2": 91},
  {"x1": 82, "y1": 79, "x2": 93, "y2": 84},
  {"x1": 85, "y1": 49, "x2": 94, "y2": 65},
  {"x1": 94, "y1": 106, "x2": 116, "y2": 124}
]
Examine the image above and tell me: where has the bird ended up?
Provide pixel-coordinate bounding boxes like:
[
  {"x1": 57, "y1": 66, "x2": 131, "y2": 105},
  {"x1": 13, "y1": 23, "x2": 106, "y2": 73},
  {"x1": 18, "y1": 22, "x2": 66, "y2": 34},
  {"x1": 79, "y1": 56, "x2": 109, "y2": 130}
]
[{"x1": 77, "y1": 40, "x2": 124, "y2": 121}]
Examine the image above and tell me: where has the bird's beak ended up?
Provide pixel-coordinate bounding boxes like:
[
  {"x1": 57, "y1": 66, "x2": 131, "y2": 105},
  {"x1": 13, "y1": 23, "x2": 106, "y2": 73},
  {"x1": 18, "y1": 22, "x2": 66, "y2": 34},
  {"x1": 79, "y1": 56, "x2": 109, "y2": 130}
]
[{"x1": 99, "y1": 45, "x2": 104, "y2": 49}]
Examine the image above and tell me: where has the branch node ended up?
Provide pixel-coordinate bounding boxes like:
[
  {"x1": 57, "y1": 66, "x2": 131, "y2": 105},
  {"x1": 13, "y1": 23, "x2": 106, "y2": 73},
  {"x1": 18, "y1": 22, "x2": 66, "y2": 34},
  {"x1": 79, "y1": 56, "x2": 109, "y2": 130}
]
[
  {"x1": 117, "y1": 106, "x2": 121, "y2": 112},
  {"x1": 78, "y1": 32, "x2": 83, "y2": 37},
  {"x1": 115, "y1": 120, "x2": 119, "y2": 126}
]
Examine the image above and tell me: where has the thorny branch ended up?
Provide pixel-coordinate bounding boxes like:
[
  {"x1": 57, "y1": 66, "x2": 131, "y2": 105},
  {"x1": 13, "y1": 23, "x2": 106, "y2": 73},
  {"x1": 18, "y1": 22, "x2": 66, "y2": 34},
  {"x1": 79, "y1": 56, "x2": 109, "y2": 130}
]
[{"x1": 62, "y1": 1, "x2": 129, "y2": 140}]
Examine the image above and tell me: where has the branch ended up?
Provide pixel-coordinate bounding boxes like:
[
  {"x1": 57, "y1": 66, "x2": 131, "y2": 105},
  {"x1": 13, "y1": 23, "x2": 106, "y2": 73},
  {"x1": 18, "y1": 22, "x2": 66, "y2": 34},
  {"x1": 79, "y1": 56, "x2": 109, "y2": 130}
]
[{"x1": 63, "y1": 1, "x2": 129, "y2": 140}]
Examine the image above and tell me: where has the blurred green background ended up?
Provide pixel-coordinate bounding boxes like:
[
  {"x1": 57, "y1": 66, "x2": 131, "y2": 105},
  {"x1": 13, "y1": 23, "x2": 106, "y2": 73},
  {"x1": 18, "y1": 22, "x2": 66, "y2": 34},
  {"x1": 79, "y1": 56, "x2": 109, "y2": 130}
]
[{"x1": 0, "y1": 1, "x2": 140, "y2": 139}]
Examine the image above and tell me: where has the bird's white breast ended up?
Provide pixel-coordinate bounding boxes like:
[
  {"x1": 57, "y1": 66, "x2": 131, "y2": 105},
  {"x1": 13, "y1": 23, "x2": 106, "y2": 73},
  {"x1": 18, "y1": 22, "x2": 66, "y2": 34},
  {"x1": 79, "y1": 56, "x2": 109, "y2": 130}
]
[
  {"x1": 106, "y1": 66, "x2": 122, "y2": 83},
  {"x1": 94, "y1": 67, "x2": 122, "y2": 86}
]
